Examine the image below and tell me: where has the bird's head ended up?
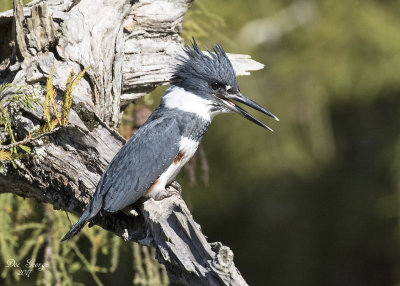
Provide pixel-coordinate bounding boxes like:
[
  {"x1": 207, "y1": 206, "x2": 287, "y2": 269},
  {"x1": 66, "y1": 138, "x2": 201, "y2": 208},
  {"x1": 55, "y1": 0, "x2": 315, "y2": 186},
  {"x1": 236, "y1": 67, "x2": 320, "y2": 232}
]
[{"x1": 170, "y1": 38, "x2": 278, "y2": 131}]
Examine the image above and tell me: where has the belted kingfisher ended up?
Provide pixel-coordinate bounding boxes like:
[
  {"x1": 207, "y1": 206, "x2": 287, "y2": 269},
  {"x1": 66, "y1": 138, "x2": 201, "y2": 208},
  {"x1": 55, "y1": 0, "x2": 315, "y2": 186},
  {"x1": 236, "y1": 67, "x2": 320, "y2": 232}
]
[{"x1": 61, "y1": 38, "x2": 278, "y2": 241}]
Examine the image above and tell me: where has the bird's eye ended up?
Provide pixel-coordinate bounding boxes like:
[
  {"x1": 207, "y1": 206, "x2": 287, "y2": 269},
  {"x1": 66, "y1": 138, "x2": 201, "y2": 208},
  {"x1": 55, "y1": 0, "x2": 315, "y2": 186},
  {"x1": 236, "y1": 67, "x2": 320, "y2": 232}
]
[{"x1": 211, "y1": 82, "x2": 222, "y2": 90}]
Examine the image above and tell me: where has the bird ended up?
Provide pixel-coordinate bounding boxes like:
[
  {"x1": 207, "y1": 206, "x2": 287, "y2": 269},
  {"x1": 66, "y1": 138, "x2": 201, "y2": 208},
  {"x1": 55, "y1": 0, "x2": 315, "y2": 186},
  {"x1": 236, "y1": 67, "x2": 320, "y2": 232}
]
[{"x1": 61, "y1": 38, "x2": 278, "y2": 241}]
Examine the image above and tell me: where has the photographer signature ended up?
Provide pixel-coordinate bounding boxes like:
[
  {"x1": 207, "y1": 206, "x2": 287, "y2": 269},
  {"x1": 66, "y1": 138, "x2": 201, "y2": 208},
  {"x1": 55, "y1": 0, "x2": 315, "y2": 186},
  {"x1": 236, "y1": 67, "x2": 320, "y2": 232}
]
[{"x1": 4, "y1": 259, "x2": 49, "y2": 277}]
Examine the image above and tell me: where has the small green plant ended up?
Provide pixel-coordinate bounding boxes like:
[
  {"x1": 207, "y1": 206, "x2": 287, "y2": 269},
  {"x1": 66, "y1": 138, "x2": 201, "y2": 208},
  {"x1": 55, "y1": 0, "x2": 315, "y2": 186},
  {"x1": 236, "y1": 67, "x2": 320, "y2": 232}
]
[
  {"x1": 0, "y1": 66, "x2": 89, "y2": 168},
  {"x1": 0, "y1": 193, "x2": 125, "y2": 286},
  {"x1": 62, "y1": 67, "x2": 89, "y2": 126},
  {"x1": 43, "y1": 66, "x2": 90, "y2": 132},
  {"x1": 0, "y1": 150, "x2": 12, "y2": 161},
  {"x1": 43, "y1": 69, "x2": 56, "y2": 131},
  {"x1": 0, "y1": 83, "x2": 38, "y2": 167}
]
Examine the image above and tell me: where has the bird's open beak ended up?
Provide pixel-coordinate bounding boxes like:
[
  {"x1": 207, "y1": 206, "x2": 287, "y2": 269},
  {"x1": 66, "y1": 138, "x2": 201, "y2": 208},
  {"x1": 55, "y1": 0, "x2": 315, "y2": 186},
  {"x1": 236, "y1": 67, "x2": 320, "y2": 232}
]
[{"x1": 220, "y1": 92, "x2": 279, "y2": 132}]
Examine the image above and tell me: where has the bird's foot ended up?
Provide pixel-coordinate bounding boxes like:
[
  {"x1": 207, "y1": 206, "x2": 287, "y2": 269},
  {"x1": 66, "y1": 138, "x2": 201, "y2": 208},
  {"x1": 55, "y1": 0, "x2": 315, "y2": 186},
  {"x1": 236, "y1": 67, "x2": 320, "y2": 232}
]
[
  {"x1": 155, "y1": 180, "x2": 182, "y2": 201},
  {"x1": 122, "y1": 205, "x2": 140, "y2": 217},
  {"x1": 168, "y1": 180, "x2": 182, "y2": 195}
]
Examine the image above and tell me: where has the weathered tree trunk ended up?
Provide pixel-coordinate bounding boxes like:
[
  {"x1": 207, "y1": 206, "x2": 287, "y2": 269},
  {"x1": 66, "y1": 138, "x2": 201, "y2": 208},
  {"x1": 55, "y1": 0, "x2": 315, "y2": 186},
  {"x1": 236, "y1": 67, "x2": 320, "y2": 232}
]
[{"x1": 0, "y1": 0, "x2": 263, "y2": 285}]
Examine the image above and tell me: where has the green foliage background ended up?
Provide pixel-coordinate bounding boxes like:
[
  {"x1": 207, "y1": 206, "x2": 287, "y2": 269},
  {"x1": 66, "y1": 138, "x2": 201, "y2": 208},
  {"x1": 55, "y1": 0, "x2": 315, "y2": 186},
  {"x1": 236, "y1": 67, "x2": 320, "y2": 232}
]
[
  {"x1": 182, "y1": 0, "x2": 400, "y2": 286},
  {"x1": 1, "y1": 0, "x2": 400, "y2": 285}
]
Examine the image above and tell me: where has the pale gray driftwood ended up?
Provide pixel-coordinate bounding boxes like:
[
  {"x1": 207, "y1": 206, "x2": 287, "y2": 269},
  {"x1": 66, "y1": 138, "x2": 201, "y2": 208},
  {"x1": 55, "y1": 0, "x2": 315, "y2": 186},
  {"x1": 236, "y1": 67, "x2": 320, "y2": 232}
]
[{"x1": 0, "y1": 0, "x2": 263, "y2": 285}]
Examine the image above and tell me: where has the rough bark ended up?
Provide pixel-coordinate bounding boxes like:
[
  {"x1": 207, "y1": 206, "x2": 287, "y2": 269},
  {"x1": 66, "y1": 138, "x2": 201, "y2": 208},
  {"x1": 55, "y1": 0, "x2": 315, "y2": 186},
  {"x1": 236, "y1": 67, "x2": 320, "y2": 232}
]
[{"x1": 0, "y1": 1, "x2": 263, "y2": 285}]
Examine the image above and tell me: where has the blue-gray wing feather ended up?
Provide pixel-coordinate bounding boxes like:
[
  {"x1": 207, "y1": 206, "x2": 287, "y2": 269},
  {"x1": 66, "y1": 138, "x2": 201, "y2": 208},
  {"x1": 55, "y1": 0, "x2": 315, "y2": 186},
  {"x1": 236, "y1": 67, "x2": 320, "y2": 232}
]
[
  {"x1": 61, "y1": 116, "x2": 180, "y2": 242},
  {"x1": 97, "y1": 117, "x2": 181, "y2": 212}
]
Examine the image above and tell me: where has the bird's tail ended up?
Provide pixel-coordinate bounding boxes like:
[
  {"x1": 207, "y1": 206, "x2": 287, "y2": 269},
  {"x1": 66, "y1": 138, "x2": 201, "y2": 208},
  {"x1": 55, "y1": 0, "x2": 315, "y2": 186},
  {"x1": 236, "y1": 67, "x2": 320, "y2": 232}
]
[
  {"x1": 61, "y1": 209, "x2": 91, "y2": 242},
  {"x1": 61, "y1": 187, "x2": 104, "y2": 242}
]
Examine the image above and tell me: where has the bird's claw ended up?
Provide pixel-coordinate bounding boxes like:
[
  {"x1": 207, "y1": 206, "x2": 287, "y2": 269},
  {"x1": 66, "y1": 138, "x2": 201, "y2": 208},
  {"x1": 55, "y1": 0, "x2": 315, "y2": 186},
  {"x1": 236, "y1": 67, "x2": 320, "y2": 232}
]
[
  {"x1": 156, "y1": 180, "x2": 182, "y2": 200},
  {"x1": 168, "y1": 180, "x2": 182, "y2": 195},
  {"x1": 122, "y1": 205, "x2": 140, "y2": 217}
]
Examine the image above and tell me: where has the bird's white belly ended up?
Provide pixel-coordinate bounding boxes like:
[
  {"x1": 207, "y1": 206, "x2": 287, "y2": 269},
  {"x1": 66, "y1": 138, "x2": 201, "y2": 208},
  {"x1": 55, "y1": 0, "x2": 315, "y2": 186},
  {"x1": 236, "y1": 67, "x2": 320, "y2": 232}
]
[{"x1": 145, "y1": 137, "x2": 199, "y2": 198}]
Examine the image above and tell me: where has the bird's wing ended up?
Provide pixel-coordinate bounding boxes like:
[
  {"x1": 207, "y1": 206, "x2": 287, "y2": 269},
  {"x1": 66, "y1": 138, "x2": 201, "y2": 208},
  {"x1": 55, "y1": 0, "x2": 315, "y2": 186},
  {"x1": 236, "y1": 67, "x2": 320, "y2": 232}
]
[{"x1": 97, "y1": 117, "x2": 181, "y2": 212}]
